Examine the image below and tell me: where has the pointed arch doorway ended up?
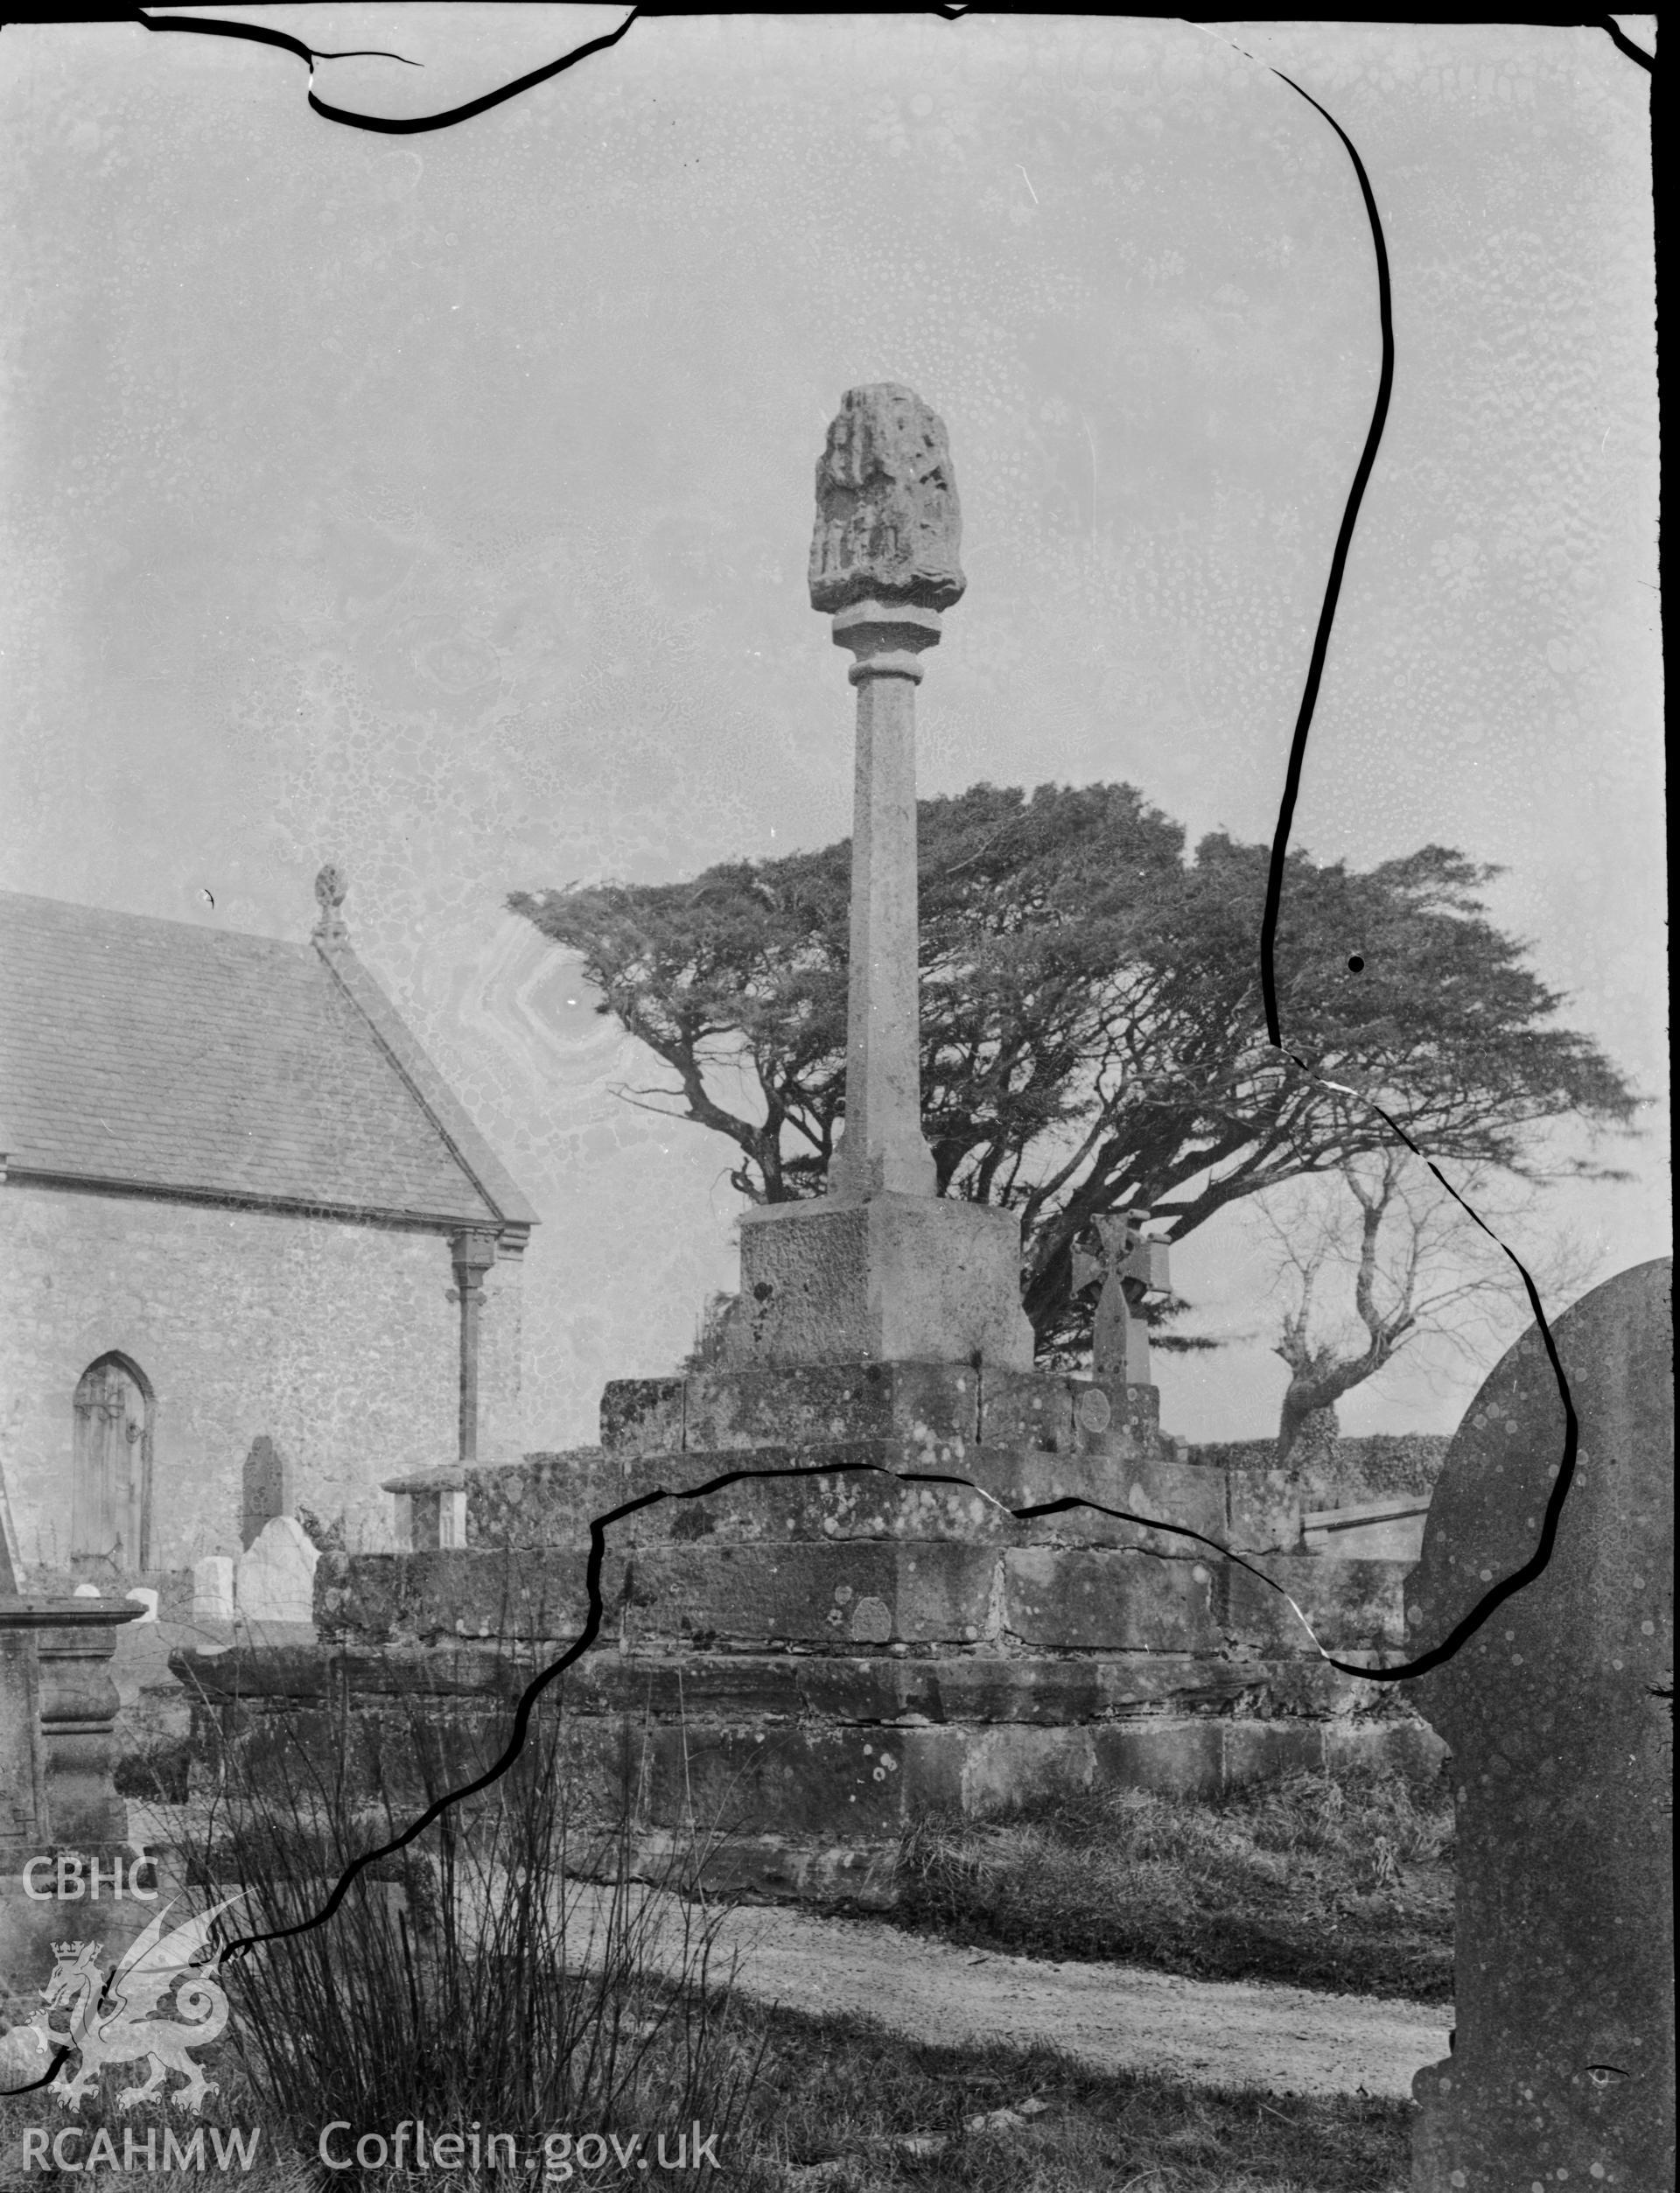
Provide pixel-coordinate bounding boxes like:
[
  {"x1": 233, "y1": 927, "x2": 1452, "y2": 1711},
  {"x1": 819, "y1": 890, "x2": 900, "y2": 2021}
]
[{"x1": 71, "y1": 1355, "x2": 152, "y2": 1580}]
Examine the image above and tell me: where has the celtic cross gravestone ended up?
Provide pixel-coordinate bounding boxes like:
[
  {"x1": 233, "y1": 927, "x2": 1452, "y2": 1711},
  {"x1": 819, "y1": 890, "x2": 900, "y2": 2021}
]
[{"x1": 1073, "y1": 1208, "x2": 1172, "y2": 1384}]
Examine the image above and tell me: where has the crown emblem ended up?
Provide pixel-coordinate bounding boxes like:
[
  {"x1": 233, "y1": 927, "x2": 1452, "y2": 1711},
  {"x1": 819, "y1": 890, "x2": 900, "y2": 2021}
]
[{"x1": 36, "y1": 1895, "x2": 245, "y2": 2114}]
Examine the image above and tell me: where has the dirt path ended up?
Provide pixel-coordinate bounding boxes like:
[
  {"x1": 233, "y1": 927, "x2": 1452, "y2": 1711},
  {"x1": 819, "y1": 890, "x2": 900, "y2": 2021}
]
[
  {"x1": 104, "y1": 1813, "x2": 1448, "y2": 2104},
  {"x1": 616, "y1": 1894, "x2": 1449, "y2": 2100}
]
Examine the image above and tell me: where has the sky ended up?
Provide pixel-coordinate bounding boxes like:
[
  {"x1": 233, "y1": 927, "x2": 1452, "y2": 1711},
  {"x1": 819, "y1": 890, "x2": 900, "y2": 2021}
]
[{"x1": 0, "y1": 11, "x2": 1662, "y2": 1453}]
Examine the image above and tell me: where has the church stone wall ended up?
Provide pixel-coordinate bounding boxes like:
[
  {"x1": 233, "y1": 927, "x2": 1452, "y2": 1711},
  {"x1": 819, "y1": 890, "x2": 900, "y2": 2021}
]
[{"x1": 0, "y1": 1182, "x2": 523, "y2": 1574}]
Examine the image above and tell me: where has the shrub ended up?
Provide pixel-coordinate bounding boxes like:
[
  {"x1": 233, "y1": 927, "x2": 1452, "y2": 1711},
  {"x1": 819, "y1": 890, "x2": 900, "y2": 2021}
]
[{"x1": 167, "y1": 1674, "x2": 761, "y2": 2182}]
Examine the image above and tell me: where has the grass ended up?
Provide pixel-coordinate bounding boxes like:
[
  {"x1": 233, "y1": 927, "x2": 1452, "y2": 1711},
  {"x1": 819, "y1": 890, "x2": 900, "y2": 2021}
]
[
  {"x1": 0, "y1": 1689, "x2": 1432, "y2": 2189},
  {"x1": 728, "y1": 2003, "x2": 1413, "y2": 2191},
  {"x1": 1, "y1": 1677, "x2": 762, "y2": 2189},
  {"x1": 896, "y1": 1765, "x2": 1454, "y2": 2003},
  {"x1": 754, "y1": 2008, "x2": 1412, "y2": 2183},
  {"x1": 1, "y1": 2006, "x2": 1414, "y2": 2192}
]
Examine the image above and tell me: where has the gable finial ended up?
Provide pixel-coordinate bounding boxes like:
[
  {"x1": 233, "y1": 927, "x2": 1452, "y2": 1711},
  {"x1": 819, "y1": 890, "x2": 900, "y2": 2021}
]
[{"x1": 312, "y1": 864, "x2": 349, "y2": 948}]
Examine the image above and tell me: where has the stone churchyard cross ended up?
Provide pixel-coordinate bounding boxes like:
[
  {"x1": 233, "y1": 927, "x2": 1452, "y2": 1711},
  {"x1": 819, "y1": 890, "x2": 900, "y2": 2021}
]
[
  {"x1": 1072, "y1": 1208, "x2": 1171, "y2": 1384},
  {"x1": 810, "y1": 382, "x2": 962, "y2": 1202},
  {"x1": 723, "y1": 386, "x2": 1034, "y2": 1368}
]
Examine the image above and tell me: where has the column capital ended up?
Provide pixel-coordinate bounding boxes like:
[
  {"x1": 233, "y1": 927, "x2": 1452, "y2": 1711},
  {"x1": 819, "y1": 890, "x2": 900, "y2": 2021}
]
[
  {"x1": 449, "y1": 1227, "x2": 499, "y2": 1280},
  {"x1": 830, "y1": 599, "x2": 944, "y2": 684}
]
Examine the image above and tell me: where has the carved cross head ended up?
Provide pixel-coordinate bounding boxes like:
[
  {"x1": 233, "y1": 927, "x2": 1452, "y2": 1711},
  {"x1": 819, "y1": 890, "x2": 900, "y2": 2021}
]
[
  {"x1": 809, "y1": 383, "x2": 967, "y2": 615},
  {"x1": 1072, "y1": 1208, "x2": 1171, "y2": 1301}
]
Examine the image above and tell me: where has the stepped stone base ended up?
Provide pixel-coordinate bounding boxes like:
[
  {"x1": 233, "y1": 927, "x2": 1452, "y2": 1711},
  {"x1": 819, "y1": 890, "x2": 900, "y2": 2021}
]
[
  {"x1": 173, "y1": 1634, "x2": 1439, "y2": 1909},
  {"x1": 183, "y1": 1360, "x2": 1442, "y2": 1908},
  {"x1": 312, "y1": 1537, "x2": 1410, "y2": 1659}
]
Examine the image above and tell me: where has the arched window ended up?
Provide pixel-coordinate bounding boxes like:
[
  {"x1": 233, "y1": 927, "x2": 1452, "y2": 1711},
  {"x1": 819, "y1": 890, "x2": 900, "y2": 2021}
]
[{"x1": 71, "y1": 1354, "x2": 153, "y2": 1579}]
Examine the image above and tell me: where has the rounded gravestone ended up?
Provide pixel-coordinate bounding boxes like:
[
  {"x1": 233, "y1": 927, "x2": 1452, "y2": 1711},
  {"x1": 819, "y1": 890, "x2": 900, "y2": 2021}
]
[{"x1": 1405, "y1": 1258, "x2": 1672, "y2": 2191}]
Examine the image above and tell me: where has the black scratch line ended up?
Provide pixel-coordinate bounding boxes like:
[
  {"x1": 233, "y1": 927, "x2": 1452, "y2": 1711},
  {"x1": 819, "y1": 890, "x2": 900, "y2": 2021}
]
[
  {"x1": 130, "y1": 5, "x2": 640, "y2": 135},
  {"x1": 1197, "y1": 21, "x2": 1648, "y2": 1033},
  {"x1": 1188, "y1": 22, "x2": 1587, "y2": 1680},
  {"x1": 1182, "y1": 17, "x2": 1653, "y2": 73},
  {"x1": 132, "y1": 11, "x2": 422, "y2": 72},
  {"x1": 23, "y1": 8, "x2": 1643, "y2": 141},
  {"x1": 1597, "y1": 17, "x2": 1654, "y2": 69},
  {"x1": 0, "y1": 2046, "x2": 71, "y2": 2100},
  {"x1": 1292, "y1": 1073, "x2": 1583, "y2": 1681},
  {"x1": 1217, "y1": 51, "x2": 1396, "y2": 1055}
]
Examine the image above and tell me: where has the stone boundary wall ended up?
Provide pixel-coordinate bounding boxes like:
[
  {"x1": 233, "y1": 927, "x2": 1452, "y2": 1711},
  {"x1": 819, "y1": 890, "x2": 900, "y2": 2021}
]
[{"x1": 1190, "y1": 1433, "x2": 1450, "y2": 1501}]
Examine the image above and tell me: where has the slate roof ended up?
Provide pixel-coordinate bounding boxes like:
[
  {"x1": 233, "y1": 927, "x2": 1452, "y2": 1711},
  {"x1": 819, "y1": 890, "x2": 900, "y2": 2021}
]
[{"x1": 0, "y1": 892, "x2": 537, "y2": 1233}]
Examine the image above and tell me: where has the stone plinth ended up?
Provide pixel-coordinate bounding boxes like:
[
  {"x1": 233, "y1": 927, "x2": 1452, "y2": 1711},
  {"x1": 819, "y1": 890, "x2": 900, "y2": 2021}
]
[
  {"x1": 724, "y1": 1193, "x2": 1034, "y2": 1370},
  {"x1": 1, "y1": 1594, "x2": 144, "y2": 2016},
  {"x1": 1406, "y1": 1259, "x2": 1673, "y2": 2192},
  {"x1": 1, "y1": 1629, "x2": 47, "y2": 1846},
  {"x1": 605, "y1": 1363, "x2": 979, "y2": 1457},
  {"x1": 32, "y1": 1608, "x2": 138, "y2": 1845}
]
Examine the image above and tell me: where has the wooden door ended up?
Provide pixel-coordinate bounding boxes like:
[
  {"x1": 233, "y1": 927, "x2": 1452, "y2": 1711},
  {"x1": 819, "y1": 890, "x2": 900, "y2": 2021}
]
[{"x1": 71, "y1": 1357, "x2": 148, "y2": 1578}]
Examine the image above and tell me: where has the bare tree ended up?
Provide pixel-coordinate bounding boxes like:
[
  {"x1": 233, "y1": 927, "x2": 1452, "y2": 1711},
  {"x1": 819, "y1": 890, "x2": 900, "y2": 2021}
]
[{"x1": 1254, "y1": 1152, "x2": 1600, "y2": 1467}]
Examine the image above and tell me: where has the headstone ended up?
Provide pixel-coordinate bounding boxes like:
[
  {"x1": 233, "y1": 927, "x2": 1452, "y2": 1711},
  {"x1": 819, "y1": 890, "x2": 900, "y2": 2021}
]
[
  {"x1": 192, "y1": 1554, "x2": 235, "y2": 1622},
  {"x1": 242, "y1": 1433, "x2": 296, "y2": 1550},
  {"x1": 123, "y1": 1587, "x2": 158, "y2": 1624},
  {"x1": 1406, "y1": 1258, "x2": 1673, "y2": 2191},
  {"x1": 72, "y1": 1581, "x2": 100, "y2": 1598},
  {"x1": 235, "y1": 1515, "x2": 319, "y2": 1627}
]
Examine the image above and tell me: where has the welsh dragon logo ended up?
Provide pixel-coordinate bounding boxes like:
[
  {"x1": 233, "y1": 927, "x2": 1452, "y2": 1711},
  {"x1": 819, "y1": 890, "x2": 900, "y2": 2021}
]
[{"x1": 28, "y1": 1894, "x2": 244, "y2": 2114}]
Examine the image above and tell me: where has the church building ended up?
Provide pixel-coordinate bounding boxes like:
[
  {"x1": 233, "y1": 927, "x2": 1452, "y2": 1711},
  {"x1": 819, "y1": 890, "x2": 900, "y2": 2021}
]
[{"x1": 0, "y1": 871, "x2": 536, "y2": 1584}]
